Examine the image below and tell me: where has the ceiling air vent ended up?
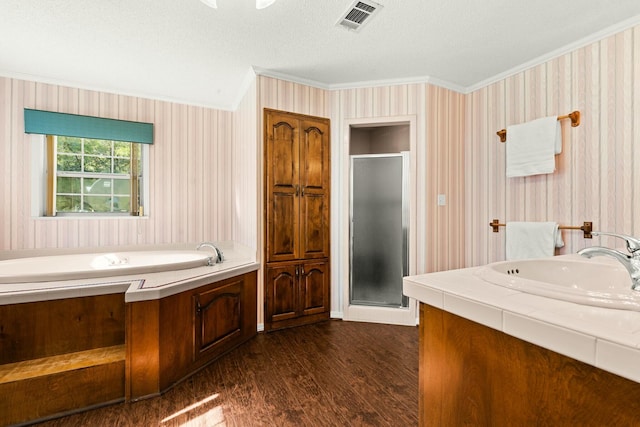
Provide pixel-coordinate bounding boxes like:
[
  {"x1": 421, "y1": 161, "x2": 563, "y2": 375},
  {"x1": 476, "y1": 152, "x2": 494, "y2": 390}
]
[{"x1": 337, "y1": 0, "x2": 383, "y2": 32}]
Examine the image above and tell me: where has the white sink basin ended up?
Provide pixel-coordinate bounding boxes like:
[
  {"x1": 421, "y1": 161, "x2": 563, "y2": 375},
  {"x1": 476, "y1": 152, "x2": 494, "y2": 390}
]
[{"x1": 474, "y1": 256, "x2": 640, "y2": 311}]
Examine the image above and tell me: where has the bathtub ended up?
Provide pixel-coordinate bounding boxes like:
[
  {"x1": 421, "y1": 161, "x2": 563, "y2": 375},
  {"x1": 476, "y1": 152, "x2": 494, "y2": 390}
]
[{"x1": 0, "y1": 250, "x2": 214, "y2": 284}]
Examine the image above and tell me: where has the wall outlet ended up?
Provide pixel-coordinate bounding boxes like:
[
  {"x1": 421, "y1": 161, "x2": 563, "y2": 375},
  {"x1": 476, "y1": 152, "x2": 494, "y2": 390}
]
[{"x1": 437, "y1": 194, "x2": 446, "y2": 206}]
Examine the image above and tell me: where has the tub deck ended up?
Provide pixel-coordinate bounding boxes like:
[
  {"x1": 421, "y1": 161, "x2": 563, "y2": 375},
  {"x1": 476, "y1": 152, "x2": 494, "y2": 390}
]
[{"x1": 0, "y1": 241, "x2": 259, "y2": 305}]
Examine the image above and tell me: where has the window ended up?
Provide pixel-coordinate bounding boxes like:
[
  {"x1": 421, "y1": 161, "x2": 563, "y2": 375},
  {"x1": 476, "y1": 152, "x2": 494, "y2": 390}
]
[
  {"x1": 50, "y1": 136, "x2": 143, "y2": 215},
  {"x1": 24, "y1": 109, "x2": 153, "y2": 218}
]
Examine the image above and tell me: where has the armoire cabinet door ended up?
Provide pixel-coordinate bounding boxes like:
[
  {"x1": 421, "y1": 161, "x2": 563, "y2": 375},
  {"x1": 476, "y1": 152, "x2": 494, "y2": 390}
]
[
  {"x1": 265, "y1": 263, "x2": 298, "y2": 323},
  {"x1": 266, "y1": 112, "x2": 300, "y2": 262},
  {"x1": 300, "y1": 259, "x2": 330, "y2": 316},
  {"x1": 265, "y1": 260, "x2": 330, "y2": 324},
  {"x1": 265, "y1": 111, "x2": 330, "y2": 263},
  {"x1": 299, "y1": 120, "x2": 330, "y2": 260}
]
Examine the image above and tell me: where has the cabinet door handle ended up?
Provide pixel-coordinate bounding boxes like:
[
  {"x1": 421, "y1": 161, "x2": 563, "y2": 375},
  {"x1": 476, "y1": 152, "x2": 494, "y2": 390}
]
[
  {"x1": 301, "y1": 266, "x2": 305, "y2": 276},
  {"x1": 295, "y1": 265, "x2": 299, "y2": 277},
  {"x1": 295, "y1": 185, "x2": 299, "y2": 197},
  {"x1": 301, "y1": 186, "x2": 305, "y2": 197}
]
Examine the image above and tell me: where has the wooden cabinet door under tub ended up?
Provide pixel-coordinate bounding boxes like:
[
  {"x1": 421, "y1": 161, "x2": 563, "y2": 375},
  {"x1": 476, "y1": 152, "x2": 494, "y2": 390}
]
[
  {"x1": 126, "y1": 271, "x2": 257, "y2": 401},
  {"x1": 193, "y1": 279, "x2": 244, "y2": 359}
]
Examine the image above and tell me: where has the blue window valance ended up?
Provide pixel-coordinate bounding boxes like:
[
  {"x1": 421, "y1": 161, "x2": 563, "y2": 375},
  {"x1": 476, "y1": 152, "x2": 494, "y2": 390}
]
[{"x1": 24, "y1": 109, "x2": 154, "y2": 144}]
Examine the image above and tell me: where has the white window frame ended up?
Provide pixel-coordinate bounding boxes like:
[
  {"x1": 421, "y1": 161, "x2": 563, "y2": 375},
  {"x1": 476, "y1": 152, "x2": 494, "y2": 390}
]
[{"x1": 30, "y1": 134, "x2": 149, "y2": 218}]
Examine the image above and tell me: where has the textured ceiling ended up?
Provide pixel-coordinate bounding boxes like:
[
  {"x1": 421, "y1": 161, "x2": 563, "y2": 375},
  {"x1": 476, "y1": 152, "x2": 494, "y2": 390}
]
[{"x1": 1, "y1": 0, "x2": 640, "y2": 110}]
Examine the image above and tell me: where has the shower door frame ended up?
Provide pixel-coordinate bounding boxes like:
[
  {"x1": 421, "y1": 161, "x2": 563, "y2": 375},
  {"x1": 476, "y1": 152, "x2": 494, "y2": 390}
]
[
  {"x1": 349, "y1": 153, "x2": 409, "y2": 308},
  {"x1": 341, "y1": 116, "x2": 418, "y2": 326}
]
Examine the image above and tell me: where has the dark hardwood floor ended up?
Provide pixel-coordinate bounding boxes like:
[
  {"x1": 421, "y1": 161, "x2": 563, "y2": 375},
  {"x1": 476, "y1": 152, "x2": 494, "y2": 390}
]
[{"x1": 34, "y1": 320, "x2": 418, "y2": 427}]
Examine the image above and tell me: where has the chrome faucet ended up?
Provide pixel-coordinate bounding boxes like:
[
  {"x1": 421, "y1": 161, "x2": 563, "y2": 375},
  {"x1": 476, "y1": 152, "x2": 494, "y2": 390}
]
[
  {"x1": 196, "y1": 242, "x2": 225, "y2": 264},
  {"x1": 577, "y1": 232, "x2": 640, "y2": 290}
]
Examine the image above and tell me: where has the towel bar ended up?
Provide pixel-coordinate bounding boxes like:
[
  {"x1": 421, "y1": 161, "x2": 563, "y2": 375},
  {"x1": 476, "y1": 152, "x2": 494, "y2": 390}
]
[
  {"x1": 490, "y1": 219, "x2": 593, "y2": 238},
  {"x1": 497, "y1": 111, "x2": 580, "y2": 143}
]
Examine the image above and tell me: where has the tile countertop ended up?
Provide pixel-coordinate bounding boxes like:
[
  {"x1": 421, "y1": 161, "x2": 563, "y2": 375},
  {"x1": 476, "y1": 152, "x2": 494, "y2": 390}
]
[
  {"x1": 0, "y1": 241, "x2": 260, "y2": 306},
  {"x1": 403, "y1": 256, "x2": 640, "y2": 384}
]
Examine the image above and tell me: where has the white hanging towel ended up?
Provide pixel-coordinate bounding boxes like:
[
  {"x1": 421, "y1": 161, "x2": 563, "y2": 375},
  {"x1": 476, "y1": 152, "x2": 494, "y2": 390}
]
[
  {"x1": 505, "y1": 222, "x2": 564, "y2": 260},
  {"x1": 506, "y1": 116, "x2": 561, "y2": 178}
]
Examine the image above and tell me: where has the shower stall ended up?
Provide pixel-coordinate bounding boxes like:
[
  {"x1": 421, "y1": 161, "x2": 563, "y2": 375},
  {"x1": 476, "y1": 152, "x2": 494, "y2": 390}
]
[{"x1": 349, "y1": 152, "x2": 409, "y2": 308}]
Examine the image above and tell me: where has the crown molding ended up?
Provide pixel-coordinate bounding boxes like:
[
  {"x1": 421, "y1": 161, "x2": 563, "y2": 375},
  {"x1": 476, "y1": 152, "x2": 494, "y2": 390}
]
[
  {"x1": 230, "y1": 67, "x2": 259, "y2": 111},
  {"x1": 253, "y1": 67, "x2": 467, "y2": 94},
  {"x1": 252, "y1": 67, "x2": 332, "y2": 90},
  {"x1": 259, "y1": 14, "x2": 640, "y2": 96},
  {"x1": 0, "y1": 69, "x2": 237, "y2": 111},
  {"x1": 465, "y1": 13, "x2": 640, "y2": 94},
  {"x1": 6, "y1": 15, "x2": 640, "y2": 112}
]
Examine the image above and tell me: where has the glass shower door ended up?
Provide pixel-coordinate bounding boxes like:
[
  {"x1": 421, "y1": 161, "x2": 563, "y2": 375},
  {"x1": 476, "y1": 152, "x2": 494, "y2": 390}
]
[{"x1": 350, "y1": 154, "x2": 408, "y2": 308}]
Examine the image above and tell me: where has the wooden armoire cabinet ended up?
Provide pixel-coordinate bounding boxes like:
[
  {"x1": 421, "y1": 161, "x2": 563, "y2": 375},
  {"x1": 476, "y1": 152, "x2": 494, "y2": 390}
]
[{"x1": 264, "y1": 109, "x2": 330, "y2": 331}]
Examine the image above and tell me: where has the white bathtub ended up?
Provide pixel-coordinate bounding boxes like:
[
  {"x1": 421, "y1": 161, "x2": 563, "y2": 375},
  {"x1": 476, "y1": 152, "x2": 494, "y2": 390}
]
[{"x1": 0, "y1": 250, "x2": 214, "y2": 284}]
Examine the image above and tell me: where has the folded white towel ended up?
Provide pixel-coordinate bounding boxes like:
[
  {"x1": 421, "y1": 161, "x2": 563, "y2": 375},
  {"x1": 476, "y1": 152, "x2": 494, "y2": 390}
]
[
  {"x1": 506, "y1": 116, "x2": 561, "y2": 178},
  {"x1": 505, "y1": 222, "x2": 564, "y2": 260}
]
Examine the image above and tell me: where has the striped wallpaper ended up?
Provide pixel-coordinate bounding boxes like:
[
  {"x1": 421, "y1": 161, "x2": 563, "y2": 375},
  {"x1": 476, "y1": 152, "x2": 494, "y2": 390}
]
[
  {"x1": 331, "y1": 83, "x2": 466, "y2": 275},
  {"x1": 2, "y1": 22, "x2": 638, "y2": 323},
  {"x1": 0, "y1": 77, "x2": 238, "y2": 250},
  {"x1": 465, "y1": 24, "x2": 640, "y2": 266},
  {"x1": 256, "y1": 76, "x2": 466, "y2": 315}
]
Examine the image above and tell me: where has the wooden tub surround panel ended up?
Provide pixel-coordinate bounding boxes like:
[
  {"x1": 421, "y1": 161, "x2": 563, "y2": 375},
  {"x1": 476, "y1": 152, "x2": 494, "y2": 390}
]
[
  {"x1": 126, "y1": 271, "x2": 257, "y2": 401},
  {"x1": 420, "y1": 304, "x2": 640, "y2": 426},
  {"x1": 0, "y1": 357, "x2": 125, "y2": 426},
  {"x1": 0, "y1": 294, "x2": 125, "y2": 364},
  {"x1": 125, "y1": 298, "x2": 161, "y2": 402},
  {"x1": 0, "y1": 294, "x2": 126, "y2": 426},
  {"x1": 0, "y1": 270, "x2": 257, "y2": 426}
]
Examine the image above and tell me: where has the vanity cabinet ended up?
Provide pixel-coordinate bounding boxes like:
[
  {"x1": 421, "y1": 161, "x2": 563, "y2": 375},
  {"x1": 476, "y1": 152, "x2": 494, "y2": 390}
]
[
  {"x1": 264, "y1": 109, "x2": 331, "y2": 331},
  {"x1": 419, "y1": 304, "x2": 640, "y2": 426}
]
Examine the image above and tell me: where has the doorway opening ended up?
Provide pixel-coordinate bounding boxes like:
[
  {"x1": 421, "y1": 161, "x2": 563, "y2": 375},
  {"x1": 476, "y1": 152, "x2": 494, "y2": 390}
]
[{"x1": 342, "y1": 118, "x2": 417, "y2": 326}]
